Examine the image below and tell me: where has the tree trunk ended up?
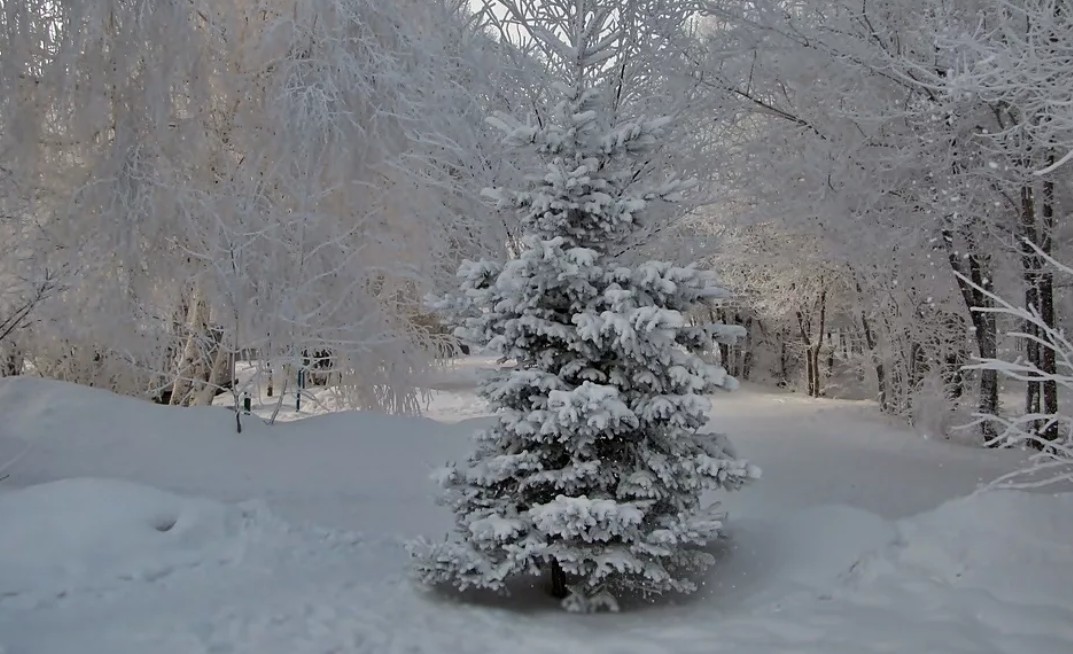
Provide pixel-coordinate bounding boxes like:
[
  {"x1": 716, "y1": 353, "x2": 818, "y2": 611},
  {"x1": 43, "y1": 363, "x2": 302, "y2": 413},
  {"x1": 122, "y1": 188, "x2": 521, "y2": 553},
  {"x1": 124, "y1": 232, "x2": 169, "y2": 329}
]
[
  {"x1": 1024, "y1": 287, "x2": 1041, "y2": 420},
  {"x1": 1, "y1": 347, "x2": 21, "y2": 376},
  {"x1": 170, "y1": 289, "x2": 208, "y2": 406},
  {"x1": 826, "y1": 332, "x2": 836, "y2": 380},
  {"x1": 797, "y1": 311, "x2": 814, "y2": 396},
  {"x1": 799, "y1": 287, "x2": 827, "y2": 398},
  {"x1": 718, "y1": 341, "x2": 731, "y2": 374},
  {"x1": 944, "y1": 322, "x2": 965, "y2": 400},
  {"x1": 193, "y1": 342, "x2": 230, "y2": 406},
  {"x1": 741, "y1": 316, "x2": 754, "y2": 381},
  {"x1": 943, "y1": 229, "x2": 998, "y2": 443},
  {"x1": 808, "y1": 347, "x2": 820, "y2": 397},
  {"x1": 970, "y1": 257, "x2": 999, "y2": 443},
  {"x1": 1039, "y1": 0, "x2": 1061, "y2": 444},
  {"x1": 1039, "y1": 171, "x2": 1058, "y2": 442},
  {"x1": 1038, "y1": 267, "x2": 1057, "y2": 442},
  {"x1": 908, "y1": 340, "x2": 924, "y2": 390},
  {"x1": 778, "y1": 331, "x2": 789, "y2": 386},
  {"x1": 816, "y1": 288, "x2": 827, "y2": 397},
  {"x1": 1020, "y1": 184, "x2": 1043, "y2": 425},
  {"x1": 1017, "y1": 170, "x2": 1058, "y2": 444},
  {"x1": 549, "y1": 559, "x2": 568, "y2": 599},
  {"x1": 858, "y1": 295, "x2": 887, "y2": 412},
  {"x1": 717, "y1": 309, "x2": 732, "y2": 374}
]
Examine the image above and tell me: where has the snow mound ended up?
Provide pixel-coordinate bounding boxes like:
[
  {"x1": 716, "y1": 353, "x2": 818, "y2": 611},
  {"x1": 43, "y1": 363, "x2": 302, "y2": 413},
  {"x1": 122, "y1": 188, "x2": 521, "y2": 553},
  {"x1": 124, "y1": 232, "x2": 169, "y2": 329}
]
[
  {"x1": 0, "y1": 479, "x2": 278, "y2": 602},
  {"x1": 1, "y1": 376, "x2": 1069, "y2": 652},
  {"x1": 703, "y1": 504, "x2": 897, "y2": 611},
  {"x1": 834, "y1": 491, "x2": 1073, "y2": 650},
  {"x1": 855, "y1": 490, "x2": 1073, "y2": 600},
  {"x1": 0, "y1": 376, "x2": 480, "y2": 536},
  {"x1": 767, "y1": 504, "x2": 897, "y2": 590}
]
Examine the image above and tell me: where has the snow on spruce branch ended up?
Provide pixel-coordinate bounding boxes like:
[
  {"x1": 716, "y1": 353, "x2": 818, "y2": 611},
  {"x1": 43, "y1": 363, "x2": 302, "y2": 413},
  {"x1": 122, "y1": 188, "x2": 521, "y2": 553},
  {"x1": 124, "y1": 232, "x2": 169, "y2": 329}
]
[{"x1": 414, "y1": 0, "x2": 757, "y2": 614}]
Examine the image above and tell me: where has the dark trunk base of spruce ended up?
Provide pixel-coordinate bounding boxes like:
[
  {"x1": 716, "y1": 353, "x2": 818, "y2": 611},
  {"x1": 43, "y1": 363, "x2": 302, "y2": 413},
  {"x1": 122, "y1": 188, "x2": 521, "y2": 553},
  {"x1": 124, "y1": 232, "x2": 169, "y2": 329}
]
[{"x1": 549, "y1": 559, "x2": 568, "y2": 599}]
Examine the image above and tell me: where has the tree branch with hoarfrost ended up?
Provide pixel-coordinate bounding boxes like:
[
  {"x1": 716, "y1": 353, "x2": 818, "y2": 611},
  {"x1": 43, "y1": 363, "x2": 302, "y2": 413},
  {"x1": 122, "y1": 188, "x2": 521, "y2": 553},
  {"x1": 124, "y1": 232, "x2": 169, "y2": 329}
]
[
  {"x1": 0, "y1": 0, "x2": 509, "y2": 410},
  {"x1": 690, "y1": 0, "x2": 1073, "y2": 439},
  {"x1": 480, "y1": 0, "x2": 735, "y2": 257},
  {"x1": 960, "y1": 241, "x2": 1073, "y2": 490}
]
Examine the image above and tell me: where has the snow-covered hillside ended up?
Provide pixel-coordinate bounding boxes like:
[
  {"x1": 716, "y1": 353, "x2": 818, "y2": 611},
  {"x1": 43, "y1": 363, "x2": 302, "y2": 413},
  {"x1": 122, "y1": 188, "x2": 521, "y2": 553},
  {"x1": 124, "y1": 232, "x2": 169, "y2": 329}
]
[{"x1": 1, "y1": 371, "x2": 1070, "y2": 654}]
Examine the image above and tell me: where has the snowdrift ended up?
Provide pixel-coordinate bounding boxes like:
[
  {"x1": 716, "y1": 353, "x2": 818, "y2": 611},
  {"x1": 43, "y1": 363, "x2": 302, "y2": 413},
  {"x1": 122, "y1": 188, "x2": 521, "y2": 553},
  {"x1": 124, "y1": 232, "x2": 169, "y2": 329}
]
[
  {"x1": 0, "y1": 376, "x2": 479, "y2": 535},
  {"x1": 0, "y1": 476, "x2": 1070, "y2": 653},
  {"x1": 0, "y1": 479, "x2": 279, "y2": 601},
  {"x1": 849, "y1": 491, "x2": 1073, "y2": 611},
  {"x1": 1, "y1": 376, "x2": 1070, "y2": 653}
]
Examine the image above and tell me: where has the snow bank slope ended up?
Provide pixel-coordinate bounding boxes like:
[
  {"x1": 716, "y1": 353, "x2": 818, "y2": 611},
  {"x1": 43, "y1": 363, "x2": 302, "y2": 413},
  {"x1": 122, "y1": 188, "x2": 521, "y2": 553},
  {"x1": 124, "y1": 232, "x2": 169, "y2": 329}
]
[
  {"x1": 841, "y1": 491, "x2": 1073, "y2": 649},
  {"x1": 0, "y1": 477, "x2": 1070, "y2": 654},
  {"x1": 0, "y1": 376, "x2": 1070, "y2": 653},
  {"x1": 0, "y1": 478, "x2": 279, "y2": 601},
  {"x1": 819, "y1": 491, "x2": 1073, "y2": 654},
  {"x1": 0, "y1": 376, "x2": 478, "y2": 535}
]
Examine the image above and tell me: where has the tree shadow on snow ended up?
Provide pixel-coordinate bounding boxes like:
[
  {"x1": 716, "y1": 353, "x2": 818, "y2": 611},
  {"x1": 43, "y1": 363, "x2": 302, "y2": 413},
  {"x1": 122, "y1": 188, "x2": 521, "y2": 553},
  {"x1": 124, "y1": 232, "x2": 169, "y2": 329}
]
[
  {"x1": 682, "y1": 522, "x2": 778, "y2": 611},
  {"x1": 417, "y1": 526, "x2": 773, "y2": 615},
  {"x1": 419, "y1": 574, "x2": 572, "y2": 615}
]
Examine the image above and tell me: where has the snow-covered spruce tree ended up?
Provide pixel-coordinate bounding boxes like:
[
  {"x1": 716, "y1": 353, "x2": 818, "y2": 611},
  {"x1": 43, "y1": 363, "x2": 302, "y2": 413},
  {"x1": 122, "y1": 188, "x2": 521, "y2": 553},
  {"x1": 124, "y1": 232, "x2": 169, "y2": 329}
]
[{"x1": 414, "y1": 3, "x2": 759, "y2": 613}]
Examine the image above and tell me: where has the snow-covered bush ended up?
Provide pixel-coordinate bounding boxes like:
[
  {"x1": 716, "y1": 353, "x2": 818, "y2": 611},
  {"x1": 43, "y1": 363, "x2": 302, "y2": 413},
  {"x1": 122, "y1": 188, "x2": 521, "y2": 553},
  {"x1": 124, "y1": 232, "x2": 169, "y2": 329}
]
[{"x1": 412, "y1": 1, "x2": 759, "y2": 612}]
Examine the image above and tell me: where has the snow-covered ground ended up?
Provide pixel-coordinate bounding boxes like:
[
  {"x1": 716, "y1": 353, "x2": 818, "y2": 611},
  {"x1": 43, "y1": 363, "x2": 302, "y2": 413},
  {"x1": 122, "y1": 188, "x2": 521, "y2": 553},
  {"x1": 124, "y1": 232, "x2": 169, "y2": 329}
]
[{"x1": 1, "y1": 362, "x2": 1070, "y2": 653}]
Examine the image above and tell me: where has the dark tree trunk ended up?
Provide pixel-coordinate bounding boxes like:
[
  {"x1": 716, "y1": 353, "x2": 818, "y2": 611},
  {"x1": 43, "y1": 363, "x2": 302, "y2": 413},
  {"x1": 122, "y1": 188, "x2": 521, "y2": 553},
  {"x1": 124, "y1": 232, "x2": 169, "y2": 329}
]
[
  {"x1": 1039, "y1": 167, "x2": 1058, "y2": 442},
  {"x1": 712, "y1": 309, "x2": 732, "y2": 374},
  {"x1": 908, "y1": 341, "x2": 923, "y2": 390},
  {"x1": 826, "y1": 332, "x2": 836, "y2": 380},
  {"x1": 1017, "y1": 170, "x2": 1058, "y2": 445},
  {"x1": 1036, "y1": 0, "x2": 1062, "y2": 444},
  {"x1": 816, "y1": 289, "x2": 827, "y2": 396},
  {"x1": 799, "y1": 287, "x2": 828, "y2": 398},
  {"x1": 809, "y1": 349, "x2": 820, "y2": 396},
  {"x1": 1020, "y1": 184, "x2": 1043, "y2": 427},
  {"x1": 1024, "y1": 300, "x2": 1041, "y2": 418},
  {"x1": 970, "y1": 258, "x2": 999, "y2": 443},
  {"x1": 943, "y1": 319, "x2": 966, "y2": 400},
  {"x1": 549, "y1": 559, "x2": 568, "y2": 599},
  {"x1": 943, "y1": 229, "x2": 998, "y2": 443},
  {"x1": 797, "y1": 311, "x2": 814, "y2": 396},
  {"x1": 858, "y1": 295, "x2": 887, "y2": 412},
  {"x1": 1, "y1": 348, "x2": 20, "y2": 376},
  {"x1": 946, "y1": 356, "x2": 964, "y2": 399},
  {"x1": 778, "y1": 331, "x2": 789, "y2": 387},
  {"x1": 741, "y1": 317, "x2": 754, "y2": 381},
  {"x1": 1039, "y1": 266, "x2": 1058, "y2": 443}
]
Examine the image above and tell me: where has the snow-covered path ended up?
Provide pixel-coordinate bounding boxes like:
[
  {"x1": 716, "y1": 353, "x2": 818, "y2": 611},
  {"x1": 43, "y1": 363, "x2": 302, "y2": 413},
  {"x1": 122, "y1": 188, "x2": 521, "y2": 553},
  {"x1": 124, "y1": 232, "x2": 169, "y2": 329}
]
[{"x1": 1, "y1": 367, "x2": 1069, "y2": 654}]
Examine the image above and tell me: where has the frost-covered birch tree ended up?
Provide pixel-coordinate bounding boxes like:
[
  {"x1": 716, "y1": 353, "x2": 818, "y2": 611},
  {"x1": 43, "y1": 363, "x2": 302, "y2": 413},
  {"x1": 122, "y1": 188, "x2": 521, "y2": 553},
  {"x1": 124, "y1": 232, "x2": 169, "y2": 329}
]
[
  {"x1": 0, "y1": 0, "x2": 509, "y2": 411},
  {"x1": 694, "y1": 0, "x2": 1073, "y2": 440},
  {"x1": 935, "y1": 0, "x2": 1073, "y2": 443},
  {"x1": 415, "y1": 0, "x2": 759, "y2": 612}
]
